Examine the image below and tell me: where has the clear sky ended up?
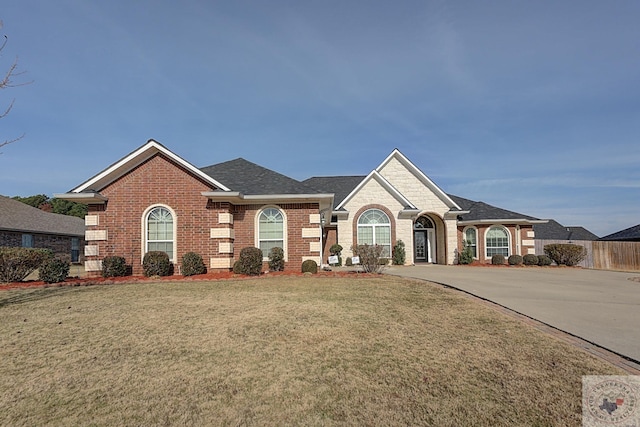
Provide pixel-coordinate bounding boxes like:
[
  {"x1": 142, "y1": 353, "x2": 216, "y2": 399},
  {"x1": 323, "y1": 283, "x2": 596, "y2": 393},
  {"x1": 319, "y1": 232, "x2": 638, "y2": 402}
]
[{"x1": 1, "y1": 1, "x2": 638, "y2": 237}]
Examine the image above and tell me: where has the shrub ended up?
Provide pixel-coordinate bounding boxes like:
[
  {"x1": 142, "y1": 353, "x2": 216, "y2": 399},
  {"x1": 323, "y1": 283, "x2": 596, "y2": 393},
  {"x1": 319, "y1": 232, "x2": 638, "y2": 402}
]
[
  {"x1": 0, "y1": 247, "x2": 52, "y2": 283},
  {"x1": 491, "y1": 254, "x2": 506, "y2": 265},
  {"x1": 39, "y1": 258, "x2": 70, "y2": 284},
  {"x1": 301, "y1": 259, "x2": 318, "y2": 274},
  {"x1": 508, "y1": 255, "x2": 523, "y2": 266},
  {"x1": 268, "y1": 247, "x2": 285, "y2": 272},
  {"x1": 379, "y1": 257, "x2": 389, "y2": 266},
  {"x1": 345, "y1": 257, "x2": 353, "y2": 267},
  {"x1": 543, "y1": 243, "x2": 587, "y2": 266},
  {"x1": 102, "y1": 256, "x2": 128, "y2": 277},
  {"x1": 352, "y1": 244, "x2": 385, "y2": 273},
  {"x1": 392, "y1": 240, "x2": 406, "y2": 265},
  {"x1": 458, "y1": 240, "x2": 474, "y2": 265},
  {"x1": 143, "y1": 251, "x2": 172, "y2": 277},
  {"x1": 523, "y1": 254, "x2": 539, "y2": 266},
  {"x1": 182, "y1": 252, "x2": 206, "y2": 276},
  {"x1": 537, "y1": 254, "x2": 553, "y2": 266},
  {"x1": 329, "y1": 243, "x2": 343, "y2": 266},
  {"x1": 232, "y1": 260, "x2": 243, "y2": 274},
  {"x1": 236, "y1": 247, "x2": 263, "y2": 276}
]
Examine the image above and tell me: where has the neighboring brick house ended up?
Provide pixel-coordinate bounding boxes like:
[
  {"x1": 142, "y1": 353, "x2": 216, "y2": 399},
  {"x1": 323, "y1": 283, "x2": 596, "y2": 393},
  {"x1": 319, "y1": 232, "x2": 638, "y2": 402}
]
[
  {"x1": 0, "y1": 195, "x2": 85, "y2": 262},
  {"x1": 57, "y1": 141, "x2": 549, "y2": 273}
]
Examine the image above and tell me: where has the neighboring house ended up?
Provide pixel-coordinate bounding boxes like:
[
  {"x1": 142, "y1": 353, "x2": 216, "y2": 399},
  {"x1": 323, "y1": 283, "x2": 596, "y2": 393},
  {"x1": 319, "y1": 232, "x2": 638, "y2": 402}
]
[
  {"x1": 533, "y1": 220, "x2": 599, "y2": 241},
  {"x1": 0, "y1": 195, "x2": 85, "y2": 262},
  {"x1": 57, "y1": 140, "x2": 549, "y2": 274},
  {"x1": 599, "y1": 224, "x2": 640, "y2": 242}
]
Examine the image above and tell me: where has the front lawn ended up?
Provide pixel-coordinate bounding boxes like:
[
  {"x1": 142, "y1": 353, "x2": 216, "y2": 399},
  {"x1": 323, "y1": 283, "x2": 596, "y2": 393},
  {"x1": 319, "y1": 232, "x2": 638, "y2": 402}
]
[{"x1": 0, "y1": 276, "x2": 622, "y2": 426}]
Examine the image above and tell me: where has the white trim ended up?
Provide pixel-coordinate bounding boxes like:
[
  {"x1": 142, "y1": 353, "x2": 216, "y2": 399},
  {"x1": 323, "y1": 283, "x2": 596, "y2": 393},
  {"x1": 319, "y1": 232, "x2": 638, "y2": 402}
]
[
  {"x1": 72, "y1": 140, "x2": 231, "y2": 193},
  {"x1": 142, "y1": 204, "x2": 177, "y2": 263},
  {"x1": 335, "y1": 171, "x2": 416, "y2": 211},
  {"x1": 255, "y1": 206, "x2": 288, "y2": 262},
  {"x1": 484, "y1": 225, "x2": 511, "y2": 258},
  {"x1": 356, "y1": 208, "x2": 392, "y2": 257},
  {"x1": 375, "y1": 149, "x2": 462, "y2": 211},
  {"x1": 462, "y1": 225, "x2": 479, "y2": 259}
]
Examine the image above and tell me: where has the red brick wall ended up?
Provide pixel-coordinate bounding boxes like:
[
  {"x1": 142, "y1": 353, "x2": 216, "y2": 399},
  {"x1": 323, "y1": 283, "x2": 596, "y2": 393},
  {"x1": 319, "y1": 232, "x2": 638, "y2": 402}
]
[
  {"x1": 456, "y1": 224, "x2": 535, "y2": 263},
  {"x1": 0, "y1": 230, "x2": 84, "y2": 262}
]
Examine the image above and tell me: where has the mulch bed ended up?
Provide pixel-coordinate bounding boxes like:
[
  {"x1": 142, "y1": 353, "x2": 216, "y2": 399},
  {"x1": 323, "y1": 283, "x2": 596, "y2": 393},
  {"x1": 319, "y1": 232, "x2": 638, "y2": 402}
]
[{"x1": 1, "y1": 269, "x2": 373, "y2": 290}]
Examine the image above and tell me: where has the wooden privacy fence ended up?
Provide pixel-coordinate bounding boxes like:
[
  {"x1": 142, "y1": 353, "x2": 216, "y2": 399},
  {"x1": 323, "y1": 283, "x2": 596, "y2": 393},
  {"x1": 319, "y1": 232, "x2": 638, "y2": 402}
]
[{"x1": 535, "y1": 239, "x2": 640, "y2": 272}]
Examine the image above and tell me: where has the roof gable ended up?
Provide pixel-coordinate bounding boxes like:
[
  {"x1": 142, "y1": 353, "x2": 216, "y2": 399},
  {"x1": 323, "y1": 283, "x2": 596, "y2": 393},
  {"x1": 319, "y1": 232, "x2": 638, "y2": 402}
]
[
  {"x1": 376, "y1": 149, "x2": 461, "y2": 211},
  {"x1": 71, "y1": 139, "x2": 230, "y2": 193},
  {"x1": 0, "y1": 196, "x2": 85, "y2": 236},
  {"x1": 335, "y1": 170, "x2": 416, "y2": 211},
  {"x1": 200, "y1": 158, "x2": 321, "y2": 195}
]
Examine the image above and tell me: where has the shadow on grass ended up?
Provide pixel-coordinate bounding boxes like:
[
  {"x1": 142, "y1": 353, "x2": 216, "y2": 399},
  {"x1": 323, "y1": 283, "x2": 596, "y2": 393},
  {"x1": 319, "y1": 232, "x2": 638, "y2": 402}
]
[{"x1": 0, "y1": 286, "x2": 80, "y2": 308}]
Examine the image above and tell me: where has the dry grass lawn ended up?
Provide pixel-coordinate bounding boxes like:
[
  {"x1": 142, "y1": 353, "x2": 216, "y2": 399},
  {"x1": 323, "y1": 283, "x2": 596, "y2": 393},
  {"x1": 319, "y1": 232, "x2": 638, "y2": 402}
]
[{"x1": 0, "y1": 275, "x2": 623, "y2": 426}]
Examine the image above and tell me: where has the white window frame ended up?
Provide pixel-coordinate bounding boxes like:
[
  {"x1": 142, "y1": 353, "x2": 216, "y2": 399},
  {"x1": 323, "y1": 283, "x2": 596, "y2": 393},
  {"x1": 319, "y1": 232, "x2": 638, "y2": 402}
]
[
  {"x1": 463, "y1": 226, "x2": 478, "y2": 259},
  {"x1": 485, "y1": 225, "x2": 510, "y2": 258},
  {"x1": 255, "y1": 206, "x2": 287, "y2": 261},
  {"x1": 142, "y1": 204, "x2": 177, "y2": 262},
  {"x1": 357, "y1": 208, "x2": 392, "y2": 257}
]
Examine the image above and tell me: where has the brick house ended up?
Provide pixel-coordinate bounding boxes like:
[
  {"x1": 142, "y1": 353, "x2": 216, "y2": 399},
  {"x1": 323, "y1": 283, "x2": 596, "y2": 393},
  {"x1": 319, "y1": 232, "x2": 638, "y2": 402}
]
[
  {"x1": 0, "y1": 195, "x2": 85, "y2": 262},
  {"x1": 57, "y1": 140, "x2": 546, "y2": 274}
]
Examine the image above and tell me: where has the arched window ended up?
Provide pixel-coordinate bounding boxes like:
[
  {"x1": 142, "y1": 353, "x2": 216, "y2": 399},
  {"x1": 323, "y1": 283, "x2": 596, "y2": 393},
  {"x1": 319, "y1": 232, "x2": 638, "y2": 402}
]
[
  {"x1": 258, "y1": 207, "x2": 284, "y2": 258},
  {"x1": 357, "y1": 209, "x2": 391, "y2": 257},
  {"x1": 146, "y1": 206, "x2": 174, "y2": 261},
  {"x1": 485, "y1": 226, "x2": 509, "y2": 257},
  {"x1": 464, "y1": 227, "x2": 478, "y2": 258}
]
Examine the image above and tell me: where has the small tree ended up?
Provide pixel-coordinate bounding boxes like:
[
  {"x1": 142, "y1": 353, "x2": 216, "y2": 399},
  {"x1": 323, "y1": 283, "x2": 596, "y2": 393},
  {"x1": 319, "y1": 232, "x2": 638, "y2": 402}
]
[
  {"x1": 392, "y1": 240, "x2": 406, "y2": 265},
  {"x1": 352, "y1": 244, "x2": 385, "y2": 273},
  {"x1": 458, "y1": 240, "x2": 474, "y2": 265},
  {"x1": 544, "y1": 244, "x2": 587, "y2": 266}
]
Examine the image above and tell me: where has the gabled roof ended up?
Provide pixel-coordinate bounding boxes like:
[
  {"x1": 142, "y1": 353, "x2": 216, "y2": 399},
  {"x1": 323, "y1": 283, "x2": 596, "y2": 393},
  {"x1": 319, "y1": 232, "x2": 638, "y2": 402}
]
[
  {"x1": 377, "y1": 149, "x2": 462, "y2": 211},
  {"x1": 0, "y1": 196, "x2": 85, "y2": 237},
  {"x1": 599, "y1": 224, "x2": 640, "y2": 241},
  {"x1": 201, "y1": 158, "x2": 322, "y2": 195},
  {"x1": 303, "y1": 176, "x2": 366, "y2": 209},
  {"x1": 69, "y1": 139, "x2": 230, "y2": 194},
  {"x1": 449, "y1": 194, "x2": 545, "y2": 224},
  {"x1": 533, "y1": 219, "x2": 599, "y2": 240},
  {"x1": 333, "y1": 170, "x2": 417, "y2": 211}
]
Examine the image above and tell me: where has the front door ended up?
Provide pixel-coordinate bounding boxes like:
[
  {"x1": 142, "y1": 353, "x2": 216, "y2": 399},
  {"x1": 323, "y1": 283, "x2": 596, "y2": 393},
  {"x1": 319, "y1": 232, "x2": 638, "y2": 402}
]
[{"x1": 414, "y1": 231, "x2": 427, "y2": 261}]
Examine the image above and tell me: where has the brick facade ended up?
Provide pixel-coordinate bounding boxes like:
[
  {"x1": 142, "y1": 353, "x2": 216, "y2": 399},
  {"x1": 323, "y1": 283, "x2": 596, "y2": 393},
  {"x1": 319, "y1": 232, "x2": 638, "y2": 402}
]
[
  {"x1": 456, "y1": 224, "x2": 536, "y2": 263},
  {"x1": 0, "y1": 230, "x2": 84, "y2": 263}
]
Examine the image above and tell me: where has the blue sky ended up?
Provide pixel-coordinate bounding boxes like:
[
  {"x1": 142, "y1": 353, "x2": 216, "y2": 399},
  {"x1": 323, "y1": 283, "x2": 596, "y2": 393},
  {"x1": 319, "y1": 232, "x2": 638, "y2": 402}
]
[{"x1": 1, "y1": 1, "x2": 639, "y2": 237}]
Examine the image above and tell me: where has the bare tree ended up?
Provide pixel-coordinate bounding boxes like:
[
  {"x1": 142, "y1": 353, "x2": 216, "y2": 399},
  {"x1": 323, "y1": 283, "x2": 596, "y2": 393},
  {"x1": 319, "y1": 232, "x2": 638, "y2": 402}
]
[{"x1": 1, "y1": 21, "x2": 31, "y2": 151}]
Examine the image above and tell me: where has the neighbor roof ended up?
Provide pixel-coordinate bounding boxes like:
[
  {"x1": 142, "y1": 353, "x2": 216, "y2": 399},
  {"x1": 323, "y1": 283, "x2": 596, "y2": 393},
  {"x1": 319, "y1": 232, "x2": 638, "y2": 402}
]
[
  {"x1": 200, "y1": 158, "x2": 322, "y2": 195},
  {"x1": 0, "y1": 196, "x2": 85, "y2": 237},
  {"x1": 599, "y1": 224, "x2": 640, "y2": 241},
  {"x1": 533, "y1": 220, "x2": 599, "y2": 240}
]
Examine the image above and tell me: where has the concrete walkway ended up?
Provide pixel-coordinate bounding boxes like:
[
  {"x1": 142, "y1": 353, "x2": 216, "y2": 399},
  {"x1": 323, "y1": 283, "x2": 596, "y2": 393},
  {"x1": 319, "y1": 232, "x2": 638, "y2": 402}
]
[{"x1": 385, "y1": 265, "x2": 640, "y2": 364}]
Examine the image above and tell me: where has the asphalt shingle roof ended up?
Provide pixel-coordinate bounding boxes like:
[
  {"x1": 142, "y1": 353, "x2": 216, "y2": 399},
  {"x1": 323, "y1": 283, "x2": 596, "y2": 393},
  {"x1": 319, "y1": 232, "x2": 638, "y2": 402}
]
[
  {"x1": 200, "y1": 158, "x2": 322, "y2": 195},
  {"x1": 303, "y1": 176, "x2": 366, "y2": 209},
  {"x1": 599, "y1": 224, "x2": 640, "y2": 241},
  {"x1": 0, "y1": 195, "x2": 85, "y2": 236},
  {"x1": 448, "y1": 194, "x2": 540, "y2": 221},
  {"x1": 534, "y1": 219, "x2": 599, "y2": 240}
]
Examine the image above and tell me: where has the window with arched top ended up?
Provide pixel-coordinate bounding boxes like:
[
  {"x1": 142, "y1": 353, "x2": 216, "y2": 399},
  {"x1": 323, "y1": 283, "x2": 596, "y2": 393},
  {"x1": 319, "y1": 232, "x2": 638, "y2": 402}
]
[
  {"x1": 463, "y1": 227, "x2": 478, "y2": 258},
  {"x1": 257, "y1": 207, "x2": 285, "y2": 259},
  {"x1": 485, "y1": 226, "x2": 510, "y2": 258},
  {"x1": 145, "y1": 206, "x2": 175, "y2": 261},
  {"x1": 357, "y1": 209, "x2": 391, "y2": 257},
  {"x1": 414, "y1": 216, "x2": 434, "y2": 229}
]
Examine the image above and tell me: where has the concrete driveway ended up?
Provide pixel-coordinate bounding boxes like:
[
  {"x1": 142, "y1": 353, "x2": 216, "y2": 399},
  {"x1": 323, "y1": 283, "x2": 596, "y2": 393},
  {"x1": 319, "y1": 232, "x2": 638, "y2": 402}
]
[{"x1": 385, "y1": 265, "x2": 640, "y2": 363}]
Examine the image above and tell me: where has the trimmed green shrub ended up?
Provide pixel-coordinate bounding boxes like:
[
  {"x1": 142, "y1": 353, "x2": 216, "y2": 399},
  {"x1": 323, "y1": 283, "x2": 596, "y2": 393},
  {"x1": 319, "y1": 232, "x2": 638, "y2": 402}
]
[
  {"x1": 458, "y1": 240, "x2": 474, "y2": 265},
  {"x1": 537, "y1": 254, "x2": 553, "y2": 266},
  {"x1": 508, "y1": 255, "x2": 523, "y2": 266},
  {"x1": 232, "y1": 260, "x2": 243, "y2": 274},
  {"x1": 102, "y1": 256, "x2": 128, "y2": 277},
  {"x1": 523, "y1": 254, "x2": 539, "y2": 266},
  {"x1": 182, "y1": 252, "x2": 206, "y2": 276},
  {"x1": 329, "y1": 243, "x2": 343, "y2": 266},
  {"x1": 301, "y1": 259, "x2": 318, "y2": 274},
  {"x1": 491, "y1": 254, "x2": 506, "y2": 265},
  {"x1": 143, "y1": 251, "x2": 172, "y2": 277},
  {"x1": 0, "y1": 247, "x2": 52, "y2": 283},
  {"x1": 237, "y1": 247, "x2": 263, "y2": 275},
  {"x1": 543, "y1": 243, "x2": 587, "y2": 266},
  {"x1": 268, "y1": 247, "x2": 285, "y2": 272},
  {"x1": 352, "y1": 244, "x2": 385, "y2": 273},
  {"x1": 345, "y1": 257, "x2": 353, "y2": 267},
  {"x1": 392, "y1": 240, "x2": 406, "y2": 265},
  {"x1": 39, "y1": 258, "x2": 70, "y2": 284}
]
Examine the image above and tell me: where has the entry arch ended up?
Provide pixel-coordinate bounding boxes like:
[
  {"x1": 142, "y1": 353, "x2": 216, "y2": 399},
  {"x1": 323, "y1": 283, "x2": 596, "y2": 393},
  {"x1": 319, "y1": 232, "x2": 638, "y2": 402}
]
[{"x1": 413, "y1": 213, "x2": 446, "y2": 264}]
